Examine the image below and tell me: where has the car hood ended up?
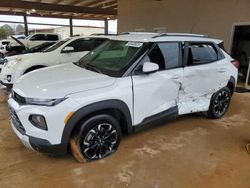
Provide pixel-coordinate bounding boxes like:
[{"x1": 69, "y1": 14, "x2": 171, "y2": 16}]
[
  {"x1": 6, "y1": 52, "x2": 49, "y2": 63},
  {"x1": 11, "y1": 36, "x2": 27, "y2": 49},
  {"x1": 13, "y1": 63, "x2": 116, "y2": 98}
]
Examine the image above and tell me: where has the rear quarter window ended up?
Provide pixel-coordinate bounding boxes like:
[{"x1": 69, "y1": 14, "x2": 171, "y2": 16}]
[
  {"x1": 46, "y1": 34, "x2": 59, "y2": 41},
  {"x1": 187, "y1": 43, "x2": 222, "y2": 65}
]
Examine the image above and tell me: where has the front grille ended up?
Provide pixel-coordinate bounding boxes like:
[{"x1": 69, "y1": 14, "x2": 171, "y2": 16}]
[
  {"x1": 12, "y1": 92, "x2": 26, "y2": 105},
  {"x1": 9, "y1": 107, "x2": 25, "y2": 134}
]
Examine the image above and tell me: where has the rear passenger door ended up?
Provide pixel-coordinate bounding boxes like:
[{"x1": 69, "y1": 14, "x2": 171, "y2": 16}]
[
  {"x1": 178, "y1": 42, "x2": 225, "y2": 115},
  {"x1": 132, "y1": 42, "x2": 183, "y2": 125}
]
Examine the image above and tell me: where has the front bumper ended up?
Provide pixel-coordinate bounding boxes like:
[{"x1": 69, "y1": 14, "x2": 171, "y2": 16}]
[
  {"x1": 10, "y1": 113, "x2": 68, "y2": 156},
  {"x1": 8, "y1": 95, "x2": 79, "y2": 156}
]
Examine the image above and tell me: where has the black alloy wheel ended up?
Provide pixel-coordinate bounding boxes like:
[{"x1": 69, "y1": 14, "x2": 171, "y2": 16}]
[
  {"x1": 208, "y1": 87, "x2": 231, "y2": 119},
  {"x1": 70, "y1": 114, "x2": 121, "y2": 163},
  {"x1": 81, "y1": 123, "x2": 119, "y2": 160}
]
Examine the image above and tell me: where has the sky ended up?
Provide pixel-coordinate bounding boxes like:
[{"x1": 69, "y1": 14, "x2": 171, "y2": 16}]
[{"x1": 0, "y1": 15, "x2": 117, "y2": 33}]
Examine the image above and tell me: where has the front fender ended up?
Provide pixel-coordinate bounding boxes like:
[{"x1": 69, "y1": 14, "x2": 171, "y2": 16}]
[{"x1": 61, "y1": 99, "x2": 133, "y2": 146}]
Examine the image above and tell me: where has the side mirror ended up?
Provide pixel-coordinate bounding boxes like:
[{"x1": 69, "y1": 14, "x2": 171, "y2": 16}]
[
  {"x1": 142, "y1": 62, "x2": 159, "y2": 74},
  {"x1": 62, "y1": 46, "x2": 74, "y2": 53}
]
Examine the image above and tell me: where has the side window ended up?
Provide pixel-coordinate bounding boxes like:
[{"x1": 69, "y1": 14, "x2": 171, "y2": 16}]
[
  {"x1": 187, "y1": 43, "x2": 218, "y2": 65},
  {"x1": 141, "y1": 44, "x2": 165, "y2": 70},
  {"x1": 46, "y1": 34, "x2": 59, "y2": 41},
  {"x1": 65, "y1": 39, "x2": 93, "y2": 52},
  {"x1": 30, "y1": 34, "x2": 46, "y2": 41},
  {"x1": 93, "y1": 39, "x2": 107, "y2": 48},
  {"x1": 140, "y1": 43, "x2": 180, "y2": 70},
  {"x1": 158, "y1": 43, "x2": 180, "y2": 69}
]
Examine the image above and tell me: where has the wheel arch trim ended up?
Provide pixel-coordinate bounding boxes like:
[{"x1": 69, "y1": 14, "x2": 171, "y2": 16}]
[{"x1": 61, "y1": 99, "x2": 133, "y2": 145}]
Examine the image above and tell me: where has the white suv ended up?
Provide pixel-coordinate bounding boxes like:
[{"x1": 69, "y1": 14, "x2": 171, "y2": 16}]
[
  {"x1": 0, "y1": 36, "x2": 109, "y2": 87},
  {"x1": 9, "y1": 33, "x2": 61, "y2": 49},
  {"x1": 8, "y1": 33, "x2": 238, "y2": 162}
]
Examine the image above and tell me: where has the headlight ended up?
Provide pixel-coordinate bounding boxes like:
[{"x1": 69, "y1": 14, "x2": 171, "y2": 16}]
[{"x1": 25, "y1": 97, "x2": 66, "y2": 106}]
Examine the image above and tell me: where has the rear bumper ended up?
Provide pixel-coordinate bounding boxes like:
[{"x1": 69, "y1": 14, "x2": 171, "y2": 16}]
[{"x1": 11, "y1": 121, "x2": 68, "y2": 156}]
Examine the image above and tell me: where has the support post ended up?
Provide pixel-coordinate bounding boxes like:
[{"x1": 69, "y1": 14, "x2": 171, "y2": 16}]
[
  {"x1": 245, "y1": 58, "x2": 250, "y2": 89},
  {"x1": 104, "y1": 18, "x2": 109, "y2": 35},
  {"x1": 23, "y1": 15, "x2": 28, "y2": 36},
  {"x1": 69, "y1": 17, "x2": 73, "y2": 37}
]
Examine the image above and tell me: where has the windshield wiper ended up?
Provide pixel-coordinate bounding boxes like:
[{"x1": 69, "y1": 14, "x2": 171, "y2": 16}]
[{"x1": 84, "y1": 64, "x2": 102, "y2": 74}]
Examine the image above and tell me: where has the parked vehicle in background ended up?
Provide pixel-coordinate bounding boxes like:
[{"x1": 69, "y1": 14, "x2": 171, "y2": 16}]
[
  {"x1": 5, "y1": 36, "x2": 57, "y2": 57},
  {"x1": 0, "y1": 42, "x2": 56, "y2": 73},
  {"x1": 0, "y1": 35, "x2": 109, "y2": 87},
  {"x1": 8, "y1": 33, "x2": 61, "y2": 49},
  {"x1": 8, "y1": 33, "x2": 238, "y2": 162}
]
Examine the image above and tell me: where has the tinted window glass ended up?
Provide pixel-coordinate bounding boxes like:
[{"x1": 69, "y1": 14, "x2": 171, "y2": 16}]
[
  {"x1": 43, "y1": 38, "x2": 70, "y2": 52},
  {"x1": 140, "y1": 43, "x2": 180, "y2": 70},
  {"x1": 93, "y1": 38, "x2": 107, "y2": 48},
  {"x1": 30, "y1": 34, "x2": 46, "y2": 41},
  {"x1": 158, "y1": 43, "x2": 180, "y2": 69},
  {"x1": 66, "y1": 39, "x2": 93, "y2": 52},
  {"x1": 141, "y1": 45, "x2": 165, "y2": 70},
  {"x1": 46, "y1": 34, "x2": 59, "y2": 41},
  {"x1": 188, "y1": 43, "x2": 218, "y2": 65}
]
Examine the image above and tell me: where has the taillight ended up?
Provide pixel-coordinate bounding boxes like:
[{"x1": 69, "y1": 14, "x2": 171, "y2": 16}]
[{"x1": 231, "y1": 60, "x2": 239, "y2": 69}]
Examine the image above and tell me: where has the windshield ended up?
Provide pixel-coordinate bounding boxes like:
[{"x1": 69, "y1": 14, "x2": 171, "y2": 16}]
[
  {"x1": 43, "y1": 38, "x2": 70, "y2": 52},
  {"x1": 76, "y1": 40, "x2": 146, "y2": 77},
  {"x1": 26, "y1": 42, "x2": 56, "y2": 53}
]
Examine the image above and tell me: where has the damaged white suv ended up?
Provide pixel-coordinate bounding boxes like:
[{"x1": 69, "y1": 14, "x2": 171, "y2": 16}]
[{"x1": 8, "y1": 33, "x2": 238, "y2": 162}]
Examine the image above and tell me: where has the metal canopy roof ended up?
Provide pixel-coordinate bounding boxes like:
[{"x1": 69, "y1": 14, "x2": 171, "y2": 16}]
[{"x1": 0, "y1": 0, "x2": 118, "y2": 20}]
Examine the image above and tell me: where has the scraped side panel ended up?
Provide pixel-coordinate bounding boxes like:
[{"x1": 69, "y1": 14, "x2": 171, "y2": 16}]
[{"x1": 178, "y1": 63, "x2": 221, "y2": 115}]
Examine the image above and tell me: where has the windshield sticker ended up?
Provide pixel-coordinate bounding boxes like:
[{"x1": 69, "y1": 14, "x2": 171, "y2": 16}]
[{"x1": 125, "y1": 42, "x2": 143, "y2": 48}]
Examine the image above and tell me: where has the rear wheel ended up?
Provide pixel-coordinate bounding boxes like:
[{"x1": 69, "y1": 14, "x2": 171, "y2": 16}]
[
  {"x1": 70, "y1": 114, "x2": 121, "y2": 163},
  {"x1": 207, "y1": 87, "x2": 231, "y2": 119}
]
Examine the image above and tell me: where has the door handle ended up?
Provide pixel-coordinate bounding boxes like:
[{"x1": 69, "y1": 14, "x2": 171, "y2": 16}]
[{"x1": 217, "y1": 68, "x2": 227, "y2": 73}]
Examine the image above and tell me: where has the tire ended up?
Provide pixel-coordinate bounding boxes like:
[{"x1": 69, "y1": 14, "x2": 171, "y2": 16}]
[
  {"x1": 207, "y1": 87, "x2": 231, "y2": 119},
  {"x1": 70, "y1": 114, "x2": 121, "y2": 163}
]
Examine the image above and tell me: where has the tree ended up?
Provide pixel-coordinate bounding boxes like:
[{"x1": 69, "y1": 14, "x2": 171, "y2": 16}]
[
  {"x1": 0, "y1": 27, "x2": 7, "y2": 39},
  {"x1": 15, "y1": 24, "x2": 25, "y2": 34},
  {"x1": 2, "y1": 24, "x2": 14, "y2": 36}
]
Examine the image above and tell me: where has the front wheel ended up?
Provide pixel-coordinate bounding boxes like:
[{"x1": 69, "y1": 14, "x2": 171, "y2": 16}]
[
  {"x1": 70, "y1": 114, "x2": 121, "y2": 163},
  {"x1": 207, "y1": 87, "x2": 231, "y2": 119}
]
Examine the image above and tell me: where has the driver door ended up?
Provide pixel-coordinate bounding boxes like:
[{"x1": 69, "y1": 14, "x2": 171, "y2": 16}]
[{"x1": 132, "y1": 42, "x2": 183, "y2": 125}]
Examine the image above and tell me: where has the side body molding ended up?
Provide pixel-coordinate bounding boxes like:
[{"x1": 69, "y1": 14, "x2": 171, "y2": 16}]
[{"x1": 61, "y1": 99, "x2": 133, "y2": 145}]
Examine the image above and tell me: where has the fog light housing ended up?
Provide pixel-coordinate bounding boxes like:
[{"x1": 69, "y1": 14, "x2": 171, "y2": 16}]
[
  {"x1": 29, "y1": 115, "x2": 47, "y2": 130},
  {"x1": 7, "y1": 75, "x2": 11, "y2": 82}
]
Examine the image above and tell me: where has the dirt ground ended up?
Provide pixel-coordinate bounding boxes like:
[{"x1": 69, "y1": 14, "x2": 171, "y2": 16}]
[{"x1": 0, "y1": 89, "x2": 250, "y2": 188}]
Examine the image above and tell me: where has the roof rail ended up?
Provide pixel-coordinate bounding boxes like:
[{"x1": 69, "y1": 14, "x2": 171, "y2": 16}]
[
  {"x1": 119, "y1": 32, "x2": 157, "y2": 35},
  {"x1": 152, "y1": 33, "x2": 209, "y2": 38},
  {"x1": 91, "y1": 33, "x2": 118, "y2": 36}
]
